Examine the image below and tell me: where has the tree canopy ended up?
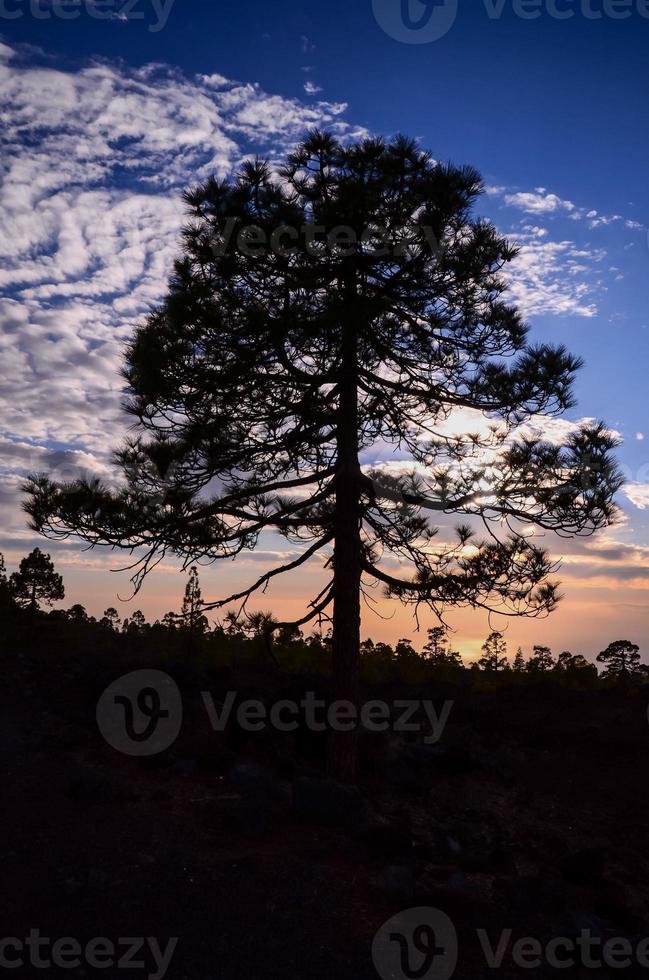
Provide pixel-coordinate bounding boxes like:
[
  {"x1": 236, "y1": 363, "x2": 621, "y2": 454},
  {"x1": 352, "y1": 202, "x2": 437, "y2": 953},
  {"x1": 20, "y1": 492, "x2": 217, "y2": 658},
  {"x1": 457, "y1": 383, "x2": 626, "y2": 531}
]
[
  {"x1": 477, "y1": 631, "x2": 509, "y2": 672},
  {"x1": 597, "y1": 640, "x2": 641, "y2": 679},
  {"x1": 9, "y1": 547, "x2": 64, "y2": 611}
]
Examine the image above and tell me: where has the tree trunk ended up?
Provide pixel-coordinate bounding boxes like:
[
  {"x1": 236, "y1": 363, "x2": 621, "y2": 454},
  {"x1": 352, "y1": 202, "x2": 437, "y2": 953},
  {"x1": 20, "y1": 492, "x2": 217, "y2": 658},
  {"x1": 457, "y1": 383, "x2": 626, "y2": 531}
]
[{"x1": 327, "y1": 317, "x2": 361, "y2": 783}]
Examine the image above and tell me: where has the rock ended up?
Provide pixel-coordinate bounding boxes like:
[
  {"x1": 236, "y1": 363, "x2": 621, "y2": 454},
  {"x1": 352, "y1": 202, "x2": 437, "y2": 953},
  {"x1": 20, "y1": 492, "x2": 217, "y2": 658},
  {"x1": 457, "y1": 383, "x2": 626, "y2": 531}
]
[
  {"x1": 292, "y1": 777, "x2": 366, "y2": 828},
  {"x1": 559, "y1": 847, "x2": 606, "y2": 887},
  {"x1": 64, "y1": 772, "x2": 112, "y2": 803},
  {"x1": 400, "y1": 744, "x2": 483, "y2": 775},
  {"x1": 136, "y1": 751, "x2": 174, "y2": 771},
  {"x1": 229, "y1": 762, "x2": 266, "y2": 791},
  {"x1": 87, "y1": 867, "x2": 114, "y2": 890},
  {"x1": 446, "y1": 873, "x2": 485, "y2": 903},
  {"x1": 57, "y1": 724, "x2": 91, "y2": 749},
  {"x1": 559, "y1": 910, "x2": 607, "y2": 943},
  {"x1": 376, "y1": 864, "x2": 417, "y2": 905},
  {"x1": 417, "y1": 874, "x2": 489, "y2": 918},
  {"x1": 229, "y1": 763, "x2": 290, "y2": 802},
  {"x1": 136, "y1": 853, "x2": 157, "y2": 866},
  {"x1": 359, "y1": 817, "x2": 414, "y2": 861},
  {"x1": 499, "y1": 875, "x2": 570, "y2": 917},
  {"x1": 504, "y1": 875, "x2": 544, "y2": 912},
  {"x1": 62, "y1": 877, "x2": 85, "y2": 897},
  {"x1": 193, "y1": 740, "x2": 234, "y2": 775},
  {"x1": 438, "y1": 746, "x2": 484, "y2": 774},
  {"x1": 411, "y1": 837, "x2": 435, "y2": 861},
  {"x1": 150, "y1": 787, "x2": 172, "y2": 803},
  {"x1": 424, "y1": 864, "x2": 458, "y2": 881},
  {"x1": 460, "y1": 844, "x2": 515, "y2": 874},
  {"x1": 235, "y1": 802, "x2": 276, "y2": 840},
  {"x1": 172, "y1": 758, "x2": 199, "y2": 777}
]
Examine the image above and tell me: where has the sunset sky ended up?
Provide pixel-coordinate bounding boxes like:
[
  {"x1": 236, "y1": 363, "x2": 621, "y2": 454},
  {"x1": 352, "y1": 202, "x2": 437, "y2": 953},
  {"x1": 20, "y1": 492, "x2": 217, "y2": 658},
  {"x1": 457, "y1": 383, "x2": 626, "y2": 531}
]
[{"x1": 1, "y1": 1, "x2": 647, "y2": 662}]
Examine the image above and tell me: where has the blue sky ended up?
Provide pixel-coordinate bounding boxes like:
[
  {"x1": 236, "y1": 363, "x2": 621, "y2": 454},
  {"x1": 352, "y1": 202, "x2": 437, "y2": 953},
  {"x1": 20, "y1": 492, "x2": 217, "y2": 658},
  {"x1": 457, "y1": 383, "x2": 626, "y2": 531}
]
[{"x1": 0, "y1": 0, "x2": 647, "y2": 656}]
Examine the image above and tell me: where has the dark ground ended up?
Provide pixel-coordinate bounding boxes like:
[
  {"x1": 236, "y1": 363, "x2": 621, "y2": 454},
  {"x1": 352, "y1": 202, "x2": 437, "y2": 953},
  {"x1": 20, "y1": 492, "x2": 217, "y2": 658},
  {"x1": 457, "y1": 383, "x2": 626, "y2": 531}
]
[{"x1": 2, "y1": 637, "x2": 649, "y2": 979}]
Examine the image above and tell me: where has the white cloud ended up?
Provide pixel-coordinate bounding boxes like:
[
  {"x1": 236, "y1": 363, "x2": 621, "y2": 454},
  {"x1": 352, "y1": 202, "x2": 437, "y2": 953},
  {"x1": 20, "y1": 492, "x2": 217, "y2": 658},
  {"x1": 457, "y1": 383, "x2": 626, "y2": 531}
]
[
  {"x1": 304, "y1": 81, "x2": 323, "y2": 95},
  {"x1": 515, "y1": 415, "x2": 622, "y2": 445},
  {"x1": 506, "y1": 234, "x2": 604, "y2": 318},
  {"x1": 497, "y1": 185, "x2": 633, "y2": 234},
  {"x1": 624, "y1": 485, "x2": 649, "y2": 510},
  {"x1": 504, "y1": 190, "x2": 576, "y2": 215}
]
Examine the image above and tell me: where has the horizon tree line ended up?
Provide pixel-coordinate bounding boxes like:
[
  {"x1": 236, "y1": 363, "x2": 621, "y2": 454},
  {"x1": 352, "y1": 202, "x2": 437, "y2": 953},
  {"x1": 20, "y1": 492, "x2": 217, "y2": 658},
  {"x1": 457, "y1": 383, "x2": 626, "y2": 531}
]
[{"x1": 0, "y1": 549, "x2": 641, "y2": 681}]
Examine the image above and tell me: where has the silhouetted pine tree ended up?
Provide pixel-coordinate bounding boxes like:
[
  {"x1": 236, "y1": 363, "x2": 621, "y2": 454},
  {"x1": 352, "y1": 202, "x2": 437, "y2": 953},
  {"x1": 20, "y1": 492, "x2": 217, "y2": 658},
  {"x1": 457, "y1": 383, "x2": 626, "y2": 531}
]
[
  {"x1": 597, "y1": 640, "x2": 641, "y2": 679},
  {"x1": 9, "y1": 548, "x2": 64, "y2": 612},
  {"x1": 478, "y1": 631, "x2": 509, "y2": 672},
  {"x1": 0, "y1": 551, "x2": 10, "y2": 609},
  {"x1": 25, "y1": 132, "x2": 620, "y2": 779},
  {"x1": 423, "y1": 625, "x2": 462, "y2": 666},
  {"x1": 527, "y1": 644, "x2": 555, "y2": 672},
  {"x1": 181, "y1": 566, "x2": 208, "y2": 650},
  {"x1": 423, "y1": 625, "x2": 448, "y2": 660},
  {"x1": 101, "y1": 607, "x2": 121, "y2": 631},
  {"x1": 513, "y1": 647, "x2": 526, "y2": 672}
]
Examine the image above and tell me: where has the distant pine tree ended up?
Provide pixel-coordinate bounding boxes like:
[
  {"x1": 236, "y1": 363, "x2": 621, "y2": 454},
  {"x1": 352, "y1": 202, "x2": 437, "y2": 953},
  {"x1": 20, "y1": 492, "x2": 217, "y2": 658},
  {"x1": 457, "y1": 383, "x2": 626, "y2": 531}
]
[
  {"x1": 0, "y1": 551, "x2": 10, "y2": 608},
  {"x1": 125, "y1": 610, "x2": 148, "y2": 634},
  {"x1": 101, "y1": 607, "x2": 121, "y2": 631},
  {"x1": 161, "y1": 611, "x2": 178, "y2": 631},
  {"x1": 513, "y1": 647, "x2": 526, "y2": 672},
  {"x1": 527, "y1": 645, "x2": 555, "y2": 672},
  {"x1": 597, "y1": 640, "x2": 641, "y2": 680},
  {"x1": 9, "y1": 548, "x2": 64, "y2": 612},
  {"x1": 423, "y1": 626, "x2": 448, "y2": 660},
  {"x1": 395, "y1": 637, "x2": 418, "y2": 659},
  {"x1": 181, "y1": 567, "x2": 208, "y2": 650},
  {"x1": 423, "y1": 625, "x2": 463, "y2": 666},
  {"x1": 478, "y1": 631, "x2": 509, "y2": 672}
]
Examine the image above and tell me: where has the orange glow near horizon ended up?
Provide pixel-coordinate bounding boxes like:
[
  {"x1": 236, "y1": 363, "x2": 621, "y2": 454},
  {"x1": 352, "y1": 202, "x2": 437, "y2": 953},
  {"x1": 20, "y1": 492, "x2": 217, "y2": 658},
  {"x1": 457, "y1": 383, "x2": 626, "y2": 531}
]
[{"x1": 45, "y1": 547, "x2": 648, "y2": 665}]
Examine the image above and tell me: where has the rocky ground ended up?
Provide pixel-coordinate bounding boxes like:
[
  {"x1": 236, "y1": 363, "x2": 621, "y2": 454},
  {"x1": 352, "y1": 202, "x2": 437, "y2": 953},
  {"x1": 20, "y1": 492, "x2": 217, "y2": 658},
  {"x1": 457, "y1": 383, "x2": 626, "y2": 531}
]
[{"x1": 2, "y1": 645, "x2": 649, "y2": 979}]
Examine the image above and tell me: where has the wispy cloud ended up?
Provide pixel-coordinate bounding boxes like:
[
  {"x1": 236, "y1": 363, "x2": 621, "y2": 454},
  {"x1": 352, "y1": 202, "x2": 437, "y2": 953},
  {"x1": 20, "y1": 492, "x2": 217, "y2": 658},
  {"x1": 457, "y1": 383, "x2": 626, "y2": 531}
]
[
  {"x1": 623, "y1": 484, "x2": 649, "y2": 510},
  {"x1": 503, "y1": 188, "x2": 576, "y2": 216},
  {"x1": 506, "y1": 233, "x2": 604, "y2": 318}
]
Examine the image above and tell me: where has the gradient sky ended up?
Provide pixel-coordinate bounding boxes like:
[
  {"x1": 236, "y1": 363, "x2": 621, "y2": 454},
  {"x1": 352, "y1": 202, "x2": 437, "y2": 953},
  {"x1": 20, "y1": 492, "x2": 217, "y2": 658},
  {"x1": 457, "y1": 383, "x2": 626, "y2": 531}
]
[{"x1": 0, "y1": 0, "x2": 647, "y2": 661}]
